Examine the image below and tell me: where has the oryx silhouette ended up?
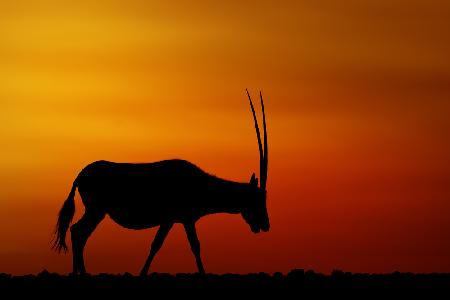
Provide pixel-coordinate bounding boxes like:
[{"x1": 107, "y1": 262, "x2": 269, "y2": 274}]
[{"x1": 52, "y1": 90, "x2": 269, "y2": 275}]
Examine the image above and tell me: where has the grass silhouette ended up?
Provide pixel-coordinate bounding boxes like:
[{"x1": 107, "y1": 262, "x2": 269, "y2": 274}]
[{"x1": 1, "y1": 269, "x2": 449, "y2": 298}]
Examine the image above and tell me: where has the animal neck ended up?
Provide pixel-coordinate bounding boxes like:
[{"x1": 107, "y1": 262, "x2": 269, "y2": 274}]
[{"x1": 204, "y1": 177, "x2": 251, "y2": 215}]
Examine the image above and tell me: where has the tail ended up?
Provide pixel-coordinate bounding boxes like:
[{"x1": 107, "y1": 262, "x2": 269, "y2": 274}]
[{"x1": 52, "y1": 179, "x2": 77, "y2": 253}]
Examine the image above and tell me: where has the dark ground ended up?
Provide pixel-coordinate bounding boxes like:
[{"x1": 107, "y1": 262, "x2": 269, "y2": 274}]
[{"x1": 1, "y1": 269, "x2": 450, "y2": 298}]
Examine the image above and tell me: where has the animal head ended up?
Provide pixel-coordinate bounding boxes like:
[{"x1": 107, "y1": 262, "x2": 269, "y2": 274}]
[
  {"x1": 241, "y1": 90, "x2": 270, "y2": 234},
  {"x1": 241, "y1": 173, "x2": 269, "y2": 233}
]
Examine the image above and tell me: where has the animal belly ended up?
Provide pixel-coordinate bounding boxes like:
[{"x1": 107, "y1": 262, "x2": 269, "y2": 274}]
[
  {"x1": 107, "y1": 208, "x2": 161, "y2": 229},
  {"x1": 106, "y1": 197, "x2": 178, "y2": 229}
]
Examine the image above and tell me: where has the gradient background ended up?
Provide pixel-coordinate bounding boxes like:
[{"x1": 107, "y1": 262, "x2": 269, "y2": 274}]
[{"x1": 1, "y1": 0, "x2": 449, "y2": 275}]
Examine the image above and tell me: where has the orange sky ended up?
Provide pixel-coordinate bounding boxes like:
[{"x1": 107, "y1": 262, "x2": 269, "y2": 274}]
[{"x1": 1, "y1": 0, "x2": 450, "y2": 275}]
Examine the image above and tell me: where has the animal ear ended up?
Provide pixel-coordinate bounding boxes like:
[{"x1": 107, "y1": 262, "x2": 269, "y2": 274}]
[{"x1": 250, "y1": 173, "x2": 258, "y2": 186}]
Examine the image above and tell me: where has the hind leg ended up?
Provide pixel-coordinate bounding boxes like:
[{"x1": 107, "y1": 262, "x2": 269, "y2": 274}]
[{"x1": 70, "y1": 210, "x2": 104, "y2": 275}]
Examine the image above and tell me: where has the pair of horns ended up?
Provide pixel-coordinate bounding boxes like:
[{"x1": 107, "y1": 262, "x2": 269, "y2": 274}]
[{"x1": 246, "y1": 89, "x2": 268, "y2": 190}]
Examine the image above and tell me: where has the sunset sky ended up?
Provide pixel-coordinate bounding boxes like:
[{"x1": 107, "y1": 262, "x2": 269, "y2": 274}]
[{"x1": 1, "y1": 0, "x2": 449, "y2": 275}]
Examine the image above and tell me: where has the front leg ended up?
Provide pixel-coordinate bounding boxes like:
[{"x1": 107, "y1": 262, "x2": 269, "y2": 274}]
[
  {"x1": 183, "y1": 222, "x2": 205, "y2": 274},
  {"x1": 140, "y1": 223, "x2": 173, "y2": 276}
]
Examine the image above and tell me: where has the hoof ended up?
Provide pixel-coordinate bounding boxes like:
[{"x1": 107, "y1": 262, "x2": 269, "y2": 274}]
[{"x1": 139, "y1": 271, "x2": 148, "y2": 277}]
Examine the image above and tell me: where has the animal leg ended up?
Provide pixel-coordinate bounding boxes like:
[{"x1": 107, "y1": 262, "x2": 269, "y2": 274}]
[
  {"x1": 140, "y1": 223, "x2": 173, "y2": 276},
  {"x1": 70, "y1": 211, "x2": 104, "y2": 275},
  {"x1": 183, "y1": 222, "x2": 205, "y2": 274}
]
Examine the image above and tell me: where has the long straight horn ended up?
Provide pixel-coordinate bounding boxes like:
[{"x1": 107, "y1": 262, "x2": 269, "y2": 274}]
[
  {"x1": 246, "y1": 89, "x2": 264, "y2": 188},
  {"x1": 260, "y1": 91, "x2": 268, "y2": 190}
]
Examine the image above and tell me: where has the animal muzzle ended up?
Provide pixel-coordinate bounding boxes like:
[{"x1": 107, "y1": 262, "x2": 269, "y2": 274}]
[
  {"x1": 261, "y1": 222, "x2": 270, "y2": 232},
  {"x1": 250, "y1": 221, "x2": 269, "y2": 233}
]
